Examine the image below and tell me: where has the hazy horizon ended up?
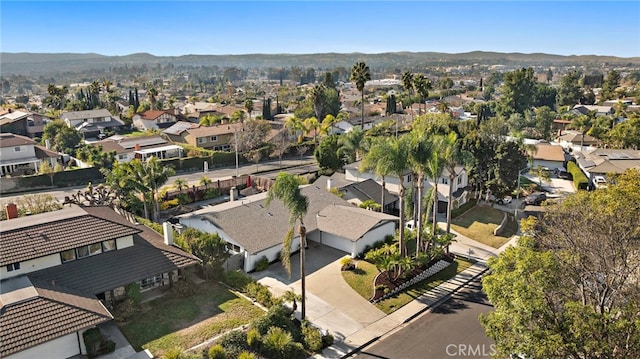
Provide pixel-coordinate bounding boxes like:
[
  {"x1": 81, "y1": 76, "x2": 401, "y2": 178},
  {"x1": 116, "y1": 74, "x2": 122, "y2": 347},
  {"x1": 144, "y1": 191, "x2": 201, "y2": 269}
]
[{"x1": 2, "y1": 1, "x2": 639, "y2": 58}]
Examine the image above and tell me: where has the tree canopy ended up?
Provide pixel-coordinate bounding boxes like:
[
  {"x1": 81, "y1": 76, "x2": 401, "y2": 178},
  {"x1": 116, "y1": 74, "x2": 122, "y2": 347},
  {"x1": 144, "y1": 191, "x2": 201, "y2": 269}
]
[{"x1": 481, "y1": 169, "x2": 640, "y2": 358}]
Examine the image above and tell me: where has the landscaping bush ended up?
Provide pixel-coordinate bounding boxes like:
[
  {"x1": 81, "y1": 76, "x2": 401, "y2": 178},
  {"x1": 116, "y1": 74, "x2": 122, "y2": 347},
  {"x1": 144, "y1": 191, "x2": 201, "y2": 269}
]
[
  {"x1": 125, "y1": 283, "x2": 141, "y2": 305},
  {"x1": 112, "y1": 298, "x2": 137, "y2": 322},
  {"x1": 245, "y1": 282, "x2": 274, "y2": 307},
  {"x1": 255, "y1": 256, "x2": 269, "y2": 271},
  {"x1": 301, "y1": 321, "x2": 323, "y2": 352},
  {"x1": 251, "y1": 306, "x2": 301, "y2": 340},
  {"x1": 223, "y1": 271, "x2": 253, "y2": 289},
  {"x1": 203, "y1": 188, "x2": 221, "y2": 200},
  {"x1": 161, "y1": 198, "x2": 180, "y2": 210},
  {"x1": 237, "y1": 352, "x2": 256, "y2": 359},
  {"x1": 340, "y1": 256, "x2": 356, "y2": 271},
  {"x1": 171, "y1": 279, "x2": 197, "y2": 297},
  {"x1": 246, "y1": 328, "x2": 261, "y2": 348},
  {"x1": 218, "y1": 330, "x2": 249, "y2": 358},
  {"x1": 208, "y1": 344, "x2": 226, "y2": 359},
  {"x1": 83, "y1": 328, "x2": 103, "y2": 358},
  {"x1": 322, "y1": 332, "x2": 334, "y2": 348},
  {"x1": 567, "y1": 161, "x2": 588, "y2": 190}
]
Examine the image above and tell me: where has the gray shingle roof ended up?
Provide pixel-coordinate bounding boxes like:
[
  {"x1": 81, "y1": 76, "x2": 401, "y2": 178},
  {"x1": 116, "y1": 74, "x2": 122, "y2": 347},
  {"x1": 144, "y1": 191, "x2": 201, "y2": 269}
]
[
  {"x1": 316, "y1": 205, "x2": 398, "y2": 241},
  {"x1": 60, "y1": 109, "x2": 114, "y2": 120},
  {"x1": 181, "y1": 185, "x2": 398, "y2": 254},
  {"x1": 0, "y1": 276, "x2": 112, "y2": 357}
]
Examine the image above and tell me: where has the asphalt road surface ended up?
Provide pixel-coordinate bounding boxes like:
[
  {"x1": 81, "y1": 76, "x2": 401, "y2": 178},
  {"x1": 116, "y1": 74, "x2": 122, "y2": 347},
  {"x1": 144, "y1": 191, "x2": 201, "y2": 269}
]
[{"x1": 355, "y1": 275, "x2": 495, "y2": 359}]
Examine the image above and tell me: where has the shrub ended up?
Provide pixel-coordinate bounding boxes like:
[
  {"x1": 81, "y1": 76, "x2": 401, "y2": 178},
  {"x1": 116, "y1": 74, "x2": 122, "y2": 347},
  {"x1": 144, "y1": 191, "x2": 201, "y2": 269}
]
[
  {"x1": 125, "y1": 283, "x2": 141, "y2": 305},
  {"x1": 203, "y1": 188, "x2": 221, "y2": 200},
  {"x1": 245, "y1": 282, "x2": 274, "y2": 307},
  {"x1": 251, "y1": 305, "x2": 301, "y2": 340},
  {"x1": 255, "y1": 256, "x2": 269, "y2": 271},
  {"x1": 340, "y1": 256, "x2": 355, "y2": 271},
  {"x1": 112, "y1": 298, "x2": 137, "y2": 322},
  {"x1": 208, "y1": 344, "x2": 226, "y2": 359},
  {"x1": 246, "y1": 328, "x2": 261, "y2": 348},
  {"x1": 218, "y1": 330, "x2": 249, "y2": 358},
  {"x1": 567, "y1": 161, "x2": 589, "y2": 190},
  {"x1": 301, "y1": 321, "x2": 323, "y2": 352},
  {"x1": 161, "y1": 198, "x2": 180, "y2": 210},
  {"x1": 237, "y1": 352, "x2": 256, "y2": 359},
  {"x1": 171, "y1": 280, "x2": 196, "y2": 297},
  {"x1": 163, "y1": 347, "x2": 186, "y2": 359},
  {"x1": 83, "y1": 328, "x2": 104, "y2": 358},
  {"x1": 223, "y1": 271, "x2": 253, "y2": 289},
  {"x1": 176, "y1": 193, "x2": 191, "y2": 205},
  {"x1": 322, "y1": 332, "x2": 334, "y2": 348}
]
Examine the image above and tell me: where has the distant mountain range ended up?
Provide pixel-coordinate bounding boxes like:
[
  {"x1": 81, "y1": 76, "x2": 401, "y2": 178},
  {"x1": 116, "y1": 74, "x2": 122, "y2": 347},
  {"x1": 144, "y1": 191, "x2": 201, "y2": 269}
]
[{"x1": 1, "y1": 51, "x2": 639, "y2": 76}]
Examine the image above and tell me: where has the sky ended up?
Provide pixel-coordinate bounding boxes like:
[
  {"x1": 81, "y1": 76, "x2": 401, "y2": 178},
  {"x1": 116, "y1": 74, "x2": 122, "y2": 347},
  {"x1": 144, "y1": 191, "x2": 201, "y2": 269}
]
[{"x1": 1, "y1": 1, "x2": 639, "y2": 58}]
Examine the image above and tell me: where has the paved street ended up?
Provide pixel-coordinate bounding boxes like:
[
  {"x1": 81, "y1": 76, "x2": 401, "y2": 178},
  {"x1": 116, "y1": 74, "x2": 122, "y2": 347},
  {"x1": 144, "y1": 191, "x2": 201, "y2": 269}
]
[
  {"x1": 0, "y1": 156, "x2": 316, "y2": 203},
  {"x1": 355, "y1": 275, "x2": 495, "y2": 359}
]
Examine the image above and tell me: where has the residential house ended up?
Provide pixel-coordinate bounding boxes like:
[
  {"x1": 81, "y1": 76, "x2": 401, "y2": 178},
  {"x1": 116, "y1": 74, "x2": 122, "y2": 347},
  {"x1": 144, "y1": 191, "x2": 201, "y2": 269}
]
[
  {"x1": 344, "y1": 160, "x2": 470, "y2": 214},
  {"x1": 90, "y1": 135, "x2": 183, "y2": 163},
  {"x1": 571, "y1": 105, "x2": 614, "y2": 117},
  {"x1": 574, "y1": 148, "x2": 640, "y2": 187},
  {"x1": 531, "y1": 143, "x2": 567, "y2": 170},
  {"x1": 0, "y1": 133, "x2": 58, "y2": 176},
  {"x1": 0, "y1": 205, "x2": 200, "y2": 359},
  {"x1": 319, "y1": 173, "x2": 399, "y2": 213},
  {"x1": 132, "y1": 109, "x2": 178, "y2": 131},
  {"x1": 0, "y1": 110, "x2": 51, "y2": 138},
  {"x1": 60, "y1": 109, "x2": 125, "y2": 139},
  {"x1": 556, "y1": 130, "x2": 600, "y2": 152},
  {"x1": 177, "y1": 185, "x2": 398, "y2": 272},
  {"x1": 163, "y1": 121, "x2": 243, "y2": 151}
]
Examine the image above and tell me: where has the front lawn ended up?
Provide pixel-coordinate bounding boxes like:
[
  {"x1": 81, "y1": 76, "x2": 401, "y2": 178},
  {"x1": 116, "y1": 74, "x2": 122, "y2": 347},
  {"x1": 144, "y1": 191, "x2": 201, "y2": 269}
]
[
  {"x1": 450, "y1": 205, "x2": 516, "y2": 248},
  {"x1": 118, "y1": 281, "x2": 265, "y2": 357},
  {"x1": 341, "y1": 257, "x2": 475, "y2": 314}
]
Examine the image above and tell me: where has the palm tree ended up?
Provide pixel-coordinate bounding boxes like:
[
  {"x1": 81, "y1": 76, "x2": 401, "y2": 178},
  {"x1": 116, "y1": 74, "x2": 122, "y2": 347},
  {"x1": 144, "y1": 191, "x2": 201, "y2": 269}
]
[
  {"x1": 145, "y1": 157, "x2": 175, "y2": 221},
  {"x1": 401, "y1": 71, "x2": 414, "y2": 119},
  {"x1": 337, "y1": 127, "x2": 364, "y2": 164},
  {"x1": 263, "y1": 327, "x2": 296, "y2": 359},
  {"x1": 425, "y1": 141, "x2": 445, "y2": 238},
  {"x1": 361, "y1": 137, "x2": 392, "y2": 214},
  {"x1": 303, "y1": 117, "x2": 320, "y2": 144},
  {"x1": 282, "y1": 289, "x2": 302, "y2": 314},
  {"x1": 350, "y1": 61, "x2": 371, "y2": 129},
  {"x1": 199, "y1": 176, "x2": 212, "y2": 189},
  {"x1": 439, "y1": 132, "x2": 471, "y2": 235},
  {"x1": 413, "y1": 74, "x2": 430, "y2": 115},
  {"x1": 174, "y1": 178, "x2": 187, "y2": 192},
  {"x1": 147, "y1": 87, "x2": 158, "y2": 110},
  {"x1": 265, "y1": 173, "x2": 309, "y2": 320},
  {"x1": 407, "y1": 127, "x2": 435, "y2": 255},
  {"x1": 362, "y1": 136, "x2": 410, "y2": 256},
  {"x1": 244, "y1": 99, "x2": 254, "y2": 120},
  {"x1": 310, "y1": 84, "x2": 325, "y2": 122},
  {"x1": 284, "y1": 116, "x2": 304, "y2": 143}
]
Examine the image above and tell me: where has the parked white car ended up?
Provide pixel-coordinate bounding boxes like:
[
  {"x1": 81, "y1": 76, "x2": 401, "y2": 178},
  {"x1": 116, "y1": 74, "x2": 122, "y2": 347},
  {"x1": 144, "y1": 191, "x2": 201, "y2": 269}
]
[{"x1": 594, "y1": 175, "x2": 607, "y2": 189}]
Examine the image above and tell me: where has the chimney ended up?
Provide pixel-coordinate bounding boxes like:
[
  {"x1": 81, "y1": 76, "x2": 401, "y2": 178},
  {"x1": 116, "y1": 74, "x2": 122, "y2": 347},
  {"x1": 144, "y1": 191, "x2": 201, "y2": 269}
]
[
  {"x1": 162, "y1": 222, "x2": 174, "y2": 246},
  {"x1": 327, "y1": 178, "x2": 333, "y2": 190},
  {"x1": 5, "y1": 203, "x2": 18, "y2": 220},
  {"x1": 230, "y1": 187, "x2": 237, "y2": 201},
  {"x1": 135, "y1": 143, "x2": 141, "y2": 151},
  {"x1": 45, "y1": 139, "x2": 51, "y2": 150}
]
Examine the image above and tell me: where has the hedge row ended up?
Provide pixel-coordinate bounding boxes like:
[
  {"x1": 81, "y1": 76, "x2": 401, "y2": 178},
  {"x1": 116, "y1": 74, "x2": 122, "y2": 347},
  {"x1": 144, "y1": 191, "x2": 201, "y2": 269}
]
[{"x1": 567, "y1": 161, "x2": 589, "y2": 190}]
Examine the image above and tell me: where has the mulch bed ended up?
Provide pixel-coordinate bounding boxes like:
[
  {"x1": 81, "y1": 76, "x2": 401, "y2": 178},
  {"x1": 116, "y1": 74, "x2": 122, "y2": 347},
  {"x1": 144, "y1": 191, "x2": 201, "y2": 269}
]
[{"x1": 370, "y1": 255, "x2": 454, "y2": 302}]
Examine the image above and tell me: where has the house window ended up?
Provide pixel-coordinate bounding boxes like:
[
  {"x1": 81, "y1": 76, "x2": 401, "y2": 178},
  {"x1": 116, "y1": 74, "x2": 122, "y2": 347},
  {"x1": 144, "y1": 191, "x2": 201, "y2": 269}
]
[
  {"x1": 197, "y1": 137, "x2": 207, "y2": 144},
  {"x1": 406, "y1": 174, "x2": 412, "y2": 183},
  {"x1": 6, "y1": 262, "x2": 20, "y2": 272},
  {"x1": 88, "y1": 243, "x2": 102, "y2": 256},
  {"x1": 441, "y1": 178, "x2": 449, "y2": 184},
  {"x1": 14, "y1": 146, "x2": 21, "y2": 152},
  {"x1": 61, "y1": 249, "x2": 76, "y2": 263},
  {"x1": 210, "y1": 135, "x2": 218, "y2": 142},
  {"x1": 102, "y1": 239, "x2": 116, "y2": 252},
  {"x1": 458, "y1": 176, "x2": 463, "y2": 185},
  {"x1": 140, "y1": 275, "x2": 162, "y2": 290},
  {"x1": 118, "y1": 154, "x2": 127, "y2": 160},
  {"x1": 77, "y1": 246, "x2": 90, "y2": 258}
]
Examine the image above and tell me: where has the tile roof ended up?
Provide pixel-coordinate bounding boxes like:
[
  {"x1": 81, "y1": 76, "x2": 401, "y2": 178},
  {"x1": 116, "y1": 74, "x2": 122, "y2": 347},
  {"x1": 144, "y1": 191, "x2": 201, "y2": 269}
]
[
  {"x1": 0, "y1": 133, "x2": 36, "y2": 147},
  {"x1": 0, "y1": 276, "x2": 112, "y2": 357},
  {"x1": 186, "y1": 122, "x2": 244, "y2": 137},
  {"x1": 0, "y1": 206, "x2": 142, "y2": 266}
]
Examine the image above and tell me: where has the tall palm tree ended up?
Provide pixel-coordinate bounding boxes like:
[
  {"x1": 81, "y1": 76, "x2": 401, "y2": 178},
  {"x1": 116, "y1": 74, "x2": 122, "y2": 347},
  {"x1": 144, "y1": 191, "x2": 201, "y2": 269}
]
[
  {"x1": 413, "y1": 74, "x2": 430, "y2": 115},
  {"x1": 310, "y1": 84, "x2": 325, "y2": 122},
  {"x1": 147, "y1": 87, "x2": 158, "y2": 110},
  {"x1": 425, "y1": 140, "x2": 445, "y2": 237},
  {"x1": 265, "y1": 173, "x2": 309, "y2": 320},
  {"x1": 145, "y1": 157, "x2": 175, "y2": 221},
  {"x1": 350, "y1": 61, "x2": 371, "y2": 129},
  {"x1": 303, "y1": 117, "x2": 320, "y2": 144},
  {"x1": 362, "y1": 136, "x2": 410, "y2": 256},
  {"x1": 401, "y1": 71, "x2": 414, "y2": 119},
  {"x1": 439, "y1": 132, "x2": 471, "y2": 235},
  {"x1": 361, "y1": 137, "x2": 392, "y2": 214},
  {"x1": 244, "y1": 99, "x2": 254, "y2": 120},
  {"x1": 407, "y1": 128, "x2": 434, "y2": 255}
]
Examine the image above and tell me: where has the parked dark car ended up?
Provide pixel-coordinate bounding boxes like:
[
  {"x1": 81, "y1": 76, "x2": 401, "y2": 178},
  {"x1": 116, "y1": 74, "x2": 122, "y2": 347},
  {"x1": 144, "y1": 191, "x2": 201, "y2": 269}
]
[{"x1": 524, "y1": 192, "x2": 547, "y2": 205}]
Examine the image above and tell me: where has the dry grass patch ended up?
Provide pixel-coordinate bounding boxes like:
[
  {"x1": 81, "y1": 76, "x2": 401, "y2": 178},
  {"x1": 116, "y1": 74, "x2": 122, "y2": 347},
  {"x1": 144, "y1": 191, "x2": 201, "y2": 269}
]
[{"x1": 451, "y1": 205, "x2": 516, "y2": 248}]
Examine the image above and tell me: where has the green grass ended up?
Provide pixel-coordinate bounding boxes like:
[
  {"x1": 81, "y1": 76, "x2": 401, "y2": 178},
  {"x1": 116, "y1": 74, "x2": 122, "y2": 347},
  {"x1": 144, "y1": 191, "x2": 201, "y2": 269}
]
[
  {"x1": 375, "y1": 258, "x2": 475, "y2": 314},
  {"x1": 341, "y1": 258, "x2": 476, "y2": 315},
  {"x1": 450, "y1": 205, "x2": 516, "y2": 248},
  {"x1": 341, "y1": 260, "x2": 379, "y2": 300},
  {"x1": 118, "y1": 282, "x2": 265, "y2": 357}
]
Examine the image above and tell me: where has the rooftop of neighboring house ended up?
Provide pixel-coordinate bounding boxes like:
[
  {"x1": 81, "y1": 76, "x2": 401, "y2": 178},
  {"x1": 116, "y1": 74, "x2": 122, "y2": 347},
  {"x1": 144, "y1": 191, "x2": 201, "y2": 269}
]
[
  {"x1": 91, "y1": 135, "x2": 169, "y2": 154},
  {"x1": 0, "y1": 276, "x2": 113, "y2": 357},
  {"x1": 534, "y1": 143, "x2": 566, "y2": 162},
  {"x1": 137, "y1": 109, "x2": 177, "y2": 121},
  {"x1": 184, "y1": 122, "x2": 244, "y2": 137},
  {"x1": 0, "y1": 132, "x2": 36, "y2": 147},
  {"x1": 576, "y1": 148, "x2": 640, "y2": 174},
  {"x1": 0, "y1": 109, "x2": 31, "y2": 125},
  {"x1": 60, "y1": 108, "x2": 114, "y2": 120},
  {"x1": 557, "y1": 130, "x2": 600, "y2": 144}
]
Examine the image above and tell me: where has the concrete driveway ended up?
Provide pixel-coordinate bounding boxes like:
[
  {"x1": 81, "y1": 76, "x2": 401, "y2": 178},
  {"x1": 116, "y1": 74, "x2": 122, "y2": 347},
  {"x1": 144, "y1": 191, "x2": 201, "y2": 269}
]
[{"x1": 250, "y1": 242, "x2": 386, "y2": 341}]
